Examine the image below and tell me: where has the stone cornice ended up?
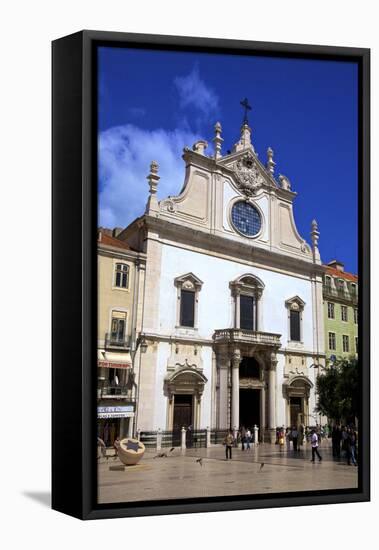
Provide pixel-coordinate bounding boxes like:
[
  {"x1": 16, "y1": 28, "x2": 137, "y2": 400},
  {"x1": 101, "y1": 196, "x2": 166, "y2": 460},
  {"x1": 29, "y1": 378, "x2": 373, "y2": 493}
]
[
  {"x1": 182, "y1": 148, "x2": 218, "y2": 171},
  {"x1": 97, "y1": 243, "x2": 147, "y2": 263},
  {"x1": 142, "y1": 331, "x2": 325, "y2": 358},
  {"x1": 143, "y1": 331, "x2": 213, "y2": 346},
  {"x1": 143, "y1": 215, "x2": 324, "y2": 278}
]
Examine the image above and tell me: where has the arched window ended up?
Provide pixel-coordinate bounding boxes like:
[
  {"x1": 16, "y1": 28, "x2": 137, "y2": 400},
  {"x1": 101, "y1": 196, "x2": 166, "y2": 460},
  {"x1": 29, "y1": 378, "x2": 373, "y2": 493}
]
[{"x1": 229, "y1": 274, "x2": 265, "y2": 331}]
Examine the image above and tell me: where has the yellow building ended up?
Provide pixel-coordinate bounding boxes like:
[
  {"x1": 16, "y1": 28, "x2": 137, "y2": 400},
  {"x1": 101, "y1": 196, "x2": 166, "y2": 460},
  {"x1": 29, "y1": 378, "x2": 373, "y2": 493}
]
[
  {"x1": 97, "y1": 229, "x2": 146, "y2": 446},
  {"x1": 323, "y1": 260, "x2": 358, "y2": 361}
]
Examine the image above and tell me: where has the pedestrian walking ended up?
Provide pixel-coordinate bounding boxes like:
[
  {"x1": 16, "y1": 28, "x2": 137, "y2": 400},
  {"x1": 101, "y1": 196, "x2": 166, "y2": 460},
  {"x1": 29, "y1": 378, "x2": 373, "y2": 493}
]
[
  {"x1": 346, "y1": 428, "x2": 358, "y2": 466},
  {"x1": 240, "y1": 425, "x2": 246, "y2": 451},
  {"x1": 279, "y1": 427, "x2": 285, "y2": 452},
  {"x1": 113, "y1": 436, "x2": 121, "y2": 457},
  {"x1": 310, "y1": 429, "x2": 322, "y2": 462},
  {"x1": 341, "y1": 426, "x2": 348, "y2": 457},
  {"x1": 224, "y1": 430, "x2": 234, "y2": 460},
  {"x1": 298, "y1": 424, "x2": 304, "y2": 451},
  {"x1": 291, "y1": 426, "x2": 299, "y2": 452},
  {"x1": 285, "y1": 428, "x2": 291, "y2": 451},
  {"x1": 246, "y1": 428, "x2": 251, "y2": 450},
  {"x1": 332, "y1": 425, "x2": 342, "y2": 459}
]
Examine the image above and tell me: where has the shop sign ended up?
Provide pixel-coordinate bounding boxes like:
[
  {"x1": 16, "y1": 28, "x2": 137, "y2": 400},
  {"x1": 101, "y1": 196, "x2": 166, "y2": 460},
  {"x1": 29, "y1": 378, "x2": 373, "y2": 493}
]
[{"x1": 97, "y1": 405, "x2": 134, "y2": 418}]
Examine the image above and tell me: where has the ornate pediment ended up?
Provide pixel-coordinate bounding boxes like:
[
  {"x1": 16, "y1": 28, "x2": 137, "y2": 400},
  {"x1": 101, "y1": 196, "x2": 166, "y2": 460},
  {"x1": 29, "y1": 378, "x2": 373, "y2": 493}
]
[
  {"x1": 164, "y1": 363, "x2": 208, "y2": 398},
  {"x1": 230, "y1": 153, "x2": 265, "y2": 197},
  {"x1": 285, "y1": 296, "x2": 306, "y2": 311},
  {"x1": 174, "y1": 272, "x2": 203, "y2": 290}
]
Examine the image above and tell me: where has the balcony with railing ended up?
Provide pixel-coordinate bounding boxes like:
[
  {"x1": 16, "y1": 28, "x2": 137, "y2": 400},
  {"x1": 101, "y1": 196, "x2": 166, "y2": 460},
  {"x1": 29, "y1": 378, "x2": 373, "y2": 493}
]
[
  {"x1": 213, "y1": 328, "x2": 281, "y2": 348},
  {"x1": 104, "y1": 332, "x2": 130, "y2": 350},
  {"x1": 323, "y1": 285, "x2": 358, "y2": 304},
  {"x1": 98, "y1": 383, "x2": 136, "y2": 399}
]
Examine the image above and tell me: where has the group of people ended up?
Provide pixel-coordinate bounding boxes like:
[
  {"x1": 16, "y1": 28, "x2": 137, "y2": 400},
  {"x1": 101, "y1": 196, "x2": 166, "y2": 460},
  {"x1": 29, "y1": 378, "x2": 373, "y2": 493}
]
[
  {"x1": 239, "y1": 426, "x2": 254, "y2": 450},
  {"x1": 276, "y1": 425, "x2": 305, "y2": 452},
  {"x1": 331, "y1": 425, "x2": 358, "y2": 466}
]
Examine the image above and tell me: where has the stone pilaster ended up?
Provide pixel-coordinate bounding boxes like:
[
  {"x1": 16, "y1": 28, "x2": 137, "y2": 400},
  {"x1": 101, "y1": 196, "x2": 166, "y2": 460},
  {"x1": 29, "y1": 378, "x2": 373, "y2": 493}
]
[
  {"x1": 231, "y1": 350, "x2": 241, "y2": 431},
  {"x1": 217, "y1": 352, "x2": 229, "y2": 430},
  {"x1": 267, "y1": 352, "x2": 278, "y2": 443}
]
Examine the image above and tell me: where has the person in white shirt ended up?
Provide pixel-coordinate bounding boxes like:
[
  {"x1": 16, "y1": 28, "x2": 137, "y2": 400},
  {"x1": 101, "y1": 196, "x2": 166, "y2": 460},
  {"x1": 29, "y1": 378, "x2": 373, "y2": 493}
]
[
  {"x1": 310, "y1": 429, "x2": 322, "y2": 462},
  {"x1": 246, "y1": 428, "x2": 251, "y2": 450}
]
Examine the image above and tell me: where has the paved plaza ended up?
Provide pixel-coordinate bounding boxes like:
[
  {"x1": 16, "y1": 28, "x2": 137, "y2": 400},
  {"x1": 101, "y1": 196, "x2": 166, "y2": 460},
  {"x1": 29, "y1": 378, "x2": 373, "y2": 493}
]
[{"x1": 98, "y1": 440, "x2": 358, "y2": 504}]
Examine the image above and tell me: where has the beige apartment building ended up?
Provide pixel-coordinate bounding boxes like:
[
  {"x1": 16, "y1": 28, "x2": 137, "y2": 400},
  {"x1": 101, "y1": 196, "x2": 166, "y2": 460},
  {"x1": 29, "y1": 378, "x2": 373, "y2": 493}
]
[{"x1": 97, "y1": 229, "x2": 146, "y2": 445}]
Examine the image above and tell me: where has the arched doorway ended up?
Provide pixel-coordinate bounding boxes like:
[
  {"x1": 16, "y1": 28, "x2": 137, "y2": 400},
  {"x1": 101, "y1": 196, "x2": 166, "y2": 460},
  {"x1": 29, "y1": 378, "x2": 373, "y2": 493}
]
[
  {"x1": 164, "y1": 365, "x2": 208, "y2": 431},
  {"x1": 284, "y1": 376, "x2": 313, "y2": 427}
]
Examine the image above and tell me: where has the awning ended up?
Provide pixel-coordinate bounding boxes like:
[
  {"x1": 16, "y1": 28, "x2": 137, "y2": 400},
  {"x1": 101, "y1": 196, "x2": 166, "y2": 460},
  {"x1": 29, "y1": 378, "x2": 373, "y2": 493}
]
[{"x1": 97, "y1": 349, "x2": 132, "y2": 369}]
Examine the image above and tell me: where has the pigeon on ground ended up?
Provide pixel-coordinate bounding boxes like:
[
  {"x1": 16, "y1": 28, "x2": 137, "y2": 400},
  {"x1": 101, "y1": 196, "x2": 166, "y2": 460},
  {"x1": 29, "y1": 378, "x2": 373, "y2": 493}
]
[
  {"x1": 259, "y1": 462, "x2": 265, "y2": 471},
  {"x1": 196, "y1": 458, "x2": 203, "y2": 467},
  {"x1": 153, "y1": 452, "x2": 167, "y2": 458}
]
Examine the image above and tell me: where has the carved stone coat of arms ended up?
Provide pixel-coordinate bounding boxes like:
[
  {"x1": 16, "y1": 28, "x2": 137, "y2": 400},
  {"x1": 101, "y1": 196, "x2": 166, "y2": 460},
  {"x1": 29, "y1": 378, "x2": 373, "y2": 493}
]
[{"x1": 232, "y1": 154, "x2": 265, "y2": 196}]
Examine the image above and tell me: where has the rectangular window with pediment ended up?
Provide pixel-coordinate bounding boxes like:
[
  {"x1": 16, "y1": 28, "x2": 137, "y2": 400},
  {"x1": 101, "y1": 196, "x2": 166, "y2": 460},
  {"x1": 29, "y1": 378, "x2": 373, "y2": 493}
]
[
  {"x1": 175, "y1": 273, "x2": 203, "y2": 330},
  {"x1": 180, "y1": 290, "x2": 195, "y2": 327},
  {"x1": 285, "y1": 296, "x2": 305, "y2": 344},
  {"x1": 290, "y1": 310, "x2": 301, "y2": 342}
]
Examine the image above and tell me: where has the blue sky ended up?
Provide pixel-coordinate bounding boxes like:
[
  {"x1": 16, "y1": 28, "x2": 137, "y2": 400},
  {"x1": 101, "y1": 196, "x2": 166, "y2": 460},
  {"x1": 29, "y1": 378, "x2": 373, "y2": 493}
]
[{"x1": 98, "y1": 47, "x2": 358, "y2": 273}]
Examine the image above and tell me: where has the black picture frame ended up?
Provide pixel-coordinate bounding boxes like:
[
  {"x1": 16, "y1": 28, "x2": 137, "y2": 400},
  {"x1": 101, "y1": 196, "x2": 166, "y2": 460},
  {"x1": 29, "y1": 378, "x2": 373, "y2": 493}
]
[{"x1": 52, "y1": 30, "x2": 370, "y2": 520}]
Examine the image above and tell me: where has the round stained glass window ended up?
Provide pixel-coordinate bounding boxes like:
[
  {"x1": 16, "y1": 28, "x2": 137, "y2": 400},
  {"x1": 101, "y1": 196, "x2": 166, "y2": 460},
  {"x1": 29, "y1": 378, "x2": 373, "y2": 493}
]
[{"x1": 231, "y1": 201, "x2": 262, "y2": 237}]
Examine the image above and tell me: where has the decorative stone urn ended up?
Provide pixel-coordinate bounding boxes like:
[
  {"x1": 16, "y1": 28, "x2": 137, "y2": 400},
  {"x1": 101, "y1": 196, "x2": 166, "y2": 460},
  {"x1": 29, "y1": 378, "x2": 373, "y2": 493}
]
[{"x1": 117, "y1": 438, "x2": 145, "y2": 466}]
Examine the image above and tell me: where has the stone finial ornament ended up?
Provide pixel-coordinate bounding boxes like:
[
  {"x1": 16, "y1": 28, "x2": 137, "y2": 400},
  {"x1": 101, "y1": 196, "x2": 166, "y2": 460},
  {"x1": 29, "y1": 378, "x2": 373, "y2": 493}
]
[
  {"x1": 147, "y1": 160, "x2": 160, "y2": 194},
  {"x1": 192, "y1": 140, "x2": 208, "y2": 155},
  {"x1": 278, "y1": 174, "x2": 291, "y2": 190},
  {"x1": 266, "y1": 147, "x2": 276, "y2": 175},
  {"x1": 310, "y1": 219, "x2": 321, "y2": 264},
  {"x1": 213, "y1": 121, "x2": 223, "y2": 159},
  {"x1": 146, "y1": 160, "x2": 160, "y2": 213},
  {"x1": 311, "y1": 219, "x2": 320, "y2": 248}
]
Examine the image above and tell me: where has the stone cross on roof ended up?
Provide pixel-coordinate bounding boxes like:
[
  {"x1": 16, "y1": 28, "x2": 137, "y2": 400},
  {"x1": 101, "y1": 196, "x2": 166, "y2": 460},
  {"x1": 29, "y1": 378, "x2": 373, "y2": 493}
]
[{"x1": 240, "y1": 98, "x2": 252, "y2": 125}]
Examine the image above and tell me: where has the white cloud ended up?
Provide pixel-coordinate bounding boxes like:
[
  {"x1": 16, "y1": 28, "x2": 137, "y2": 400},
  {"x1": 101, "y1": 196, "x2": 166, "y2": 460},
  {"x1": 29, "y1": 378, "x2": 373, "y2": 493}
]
[
  {"x1": 98, "y1": 124, "x2": 200, "y2": 228},
  {"x1": 174, "y1": 66, "x2": 219, "y2": 117}
]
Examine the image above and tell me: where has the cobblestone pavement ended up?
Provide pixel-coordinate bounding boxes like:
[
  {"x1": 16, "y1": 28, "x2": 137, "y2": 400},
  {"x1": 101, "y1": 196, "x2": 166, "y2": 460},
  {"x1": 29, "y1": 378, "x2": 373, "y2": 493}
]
[{"x1": 98, "y1": 440, "x2": 358, "y2": 504}]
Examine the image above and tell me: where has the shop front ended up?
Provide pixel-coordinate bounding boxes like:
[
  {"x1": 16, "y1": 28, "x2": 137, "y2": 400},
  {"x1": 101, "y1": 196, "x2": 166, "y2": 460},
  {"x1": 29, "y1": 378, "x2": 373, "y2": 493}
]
[
  {"x1": 97, "y1": 349, "x2": 135, "y2": 446},
  {"x1": 97, "y1": 404, "x2": 135, "y2": 446}
]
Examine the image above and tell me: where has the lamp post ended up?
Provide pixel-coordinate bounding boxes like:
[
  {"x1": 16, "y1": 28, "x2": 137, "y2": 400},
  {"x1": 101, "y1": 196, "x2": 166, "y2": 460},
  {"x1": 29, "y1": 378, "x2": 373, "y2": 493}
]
[{"x1": 131, "y1": 333, "x2": 148, "y2": 437}]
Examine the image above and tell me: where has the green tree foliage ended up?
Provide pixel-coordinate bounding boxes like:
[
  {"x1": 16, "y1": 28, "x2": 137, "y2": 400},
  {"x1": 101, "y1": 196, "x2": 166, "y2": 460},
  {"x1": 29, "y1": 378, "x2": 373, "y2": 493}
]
[{"x1": 316, "y1": 357, "x2": 359, "y2": 422}]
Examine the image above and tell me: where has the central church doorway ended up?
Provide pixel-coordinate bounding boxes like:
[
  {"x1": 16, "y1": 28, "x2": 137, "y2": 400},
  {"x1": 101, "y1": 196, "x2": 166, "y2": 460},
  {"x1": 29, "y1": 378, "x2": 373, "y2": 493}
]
[{"x1": 239, "y1": 389, "x2": 260, "y2": 431}]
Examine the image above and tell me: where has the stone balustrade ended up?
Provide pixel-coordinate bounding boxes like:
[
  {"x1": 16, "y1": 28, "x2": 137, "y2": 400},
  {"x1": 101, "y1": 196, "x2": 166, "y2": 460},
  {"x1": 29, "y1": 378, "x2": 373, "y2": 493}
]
[{"x1": 213, "y1": 328, "x2": 281, "y2": 347}]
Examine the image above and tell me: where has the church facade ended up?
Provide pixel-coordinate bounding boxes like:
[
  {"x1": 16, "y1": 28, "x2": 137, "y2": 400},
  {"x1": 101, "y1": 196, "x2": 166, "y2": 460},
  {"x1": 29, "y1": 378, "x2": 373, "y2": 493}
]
[{"x1": 118, "y1": 117, "x2": 326, "y2": 442}]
